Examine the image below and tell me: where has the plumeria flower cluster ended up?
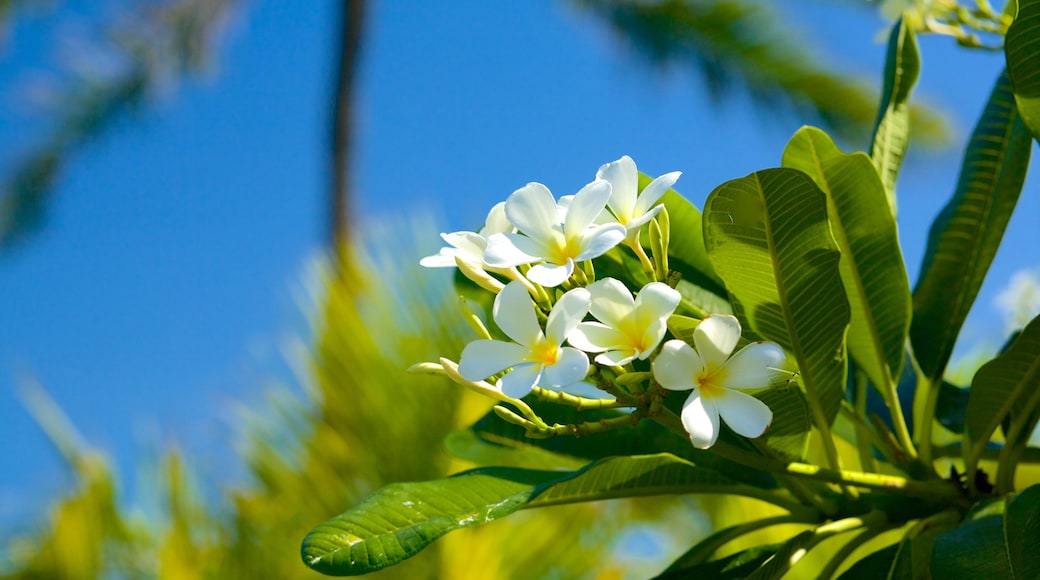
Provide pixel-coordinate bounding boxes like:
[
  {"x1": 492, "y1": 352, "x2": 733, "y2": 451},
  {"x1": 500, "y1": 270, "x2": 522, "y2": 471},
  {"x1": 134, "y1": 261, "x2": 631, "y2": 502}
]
[{"x1": 415, "y1": 156, "x2": 787, "y2": 450}]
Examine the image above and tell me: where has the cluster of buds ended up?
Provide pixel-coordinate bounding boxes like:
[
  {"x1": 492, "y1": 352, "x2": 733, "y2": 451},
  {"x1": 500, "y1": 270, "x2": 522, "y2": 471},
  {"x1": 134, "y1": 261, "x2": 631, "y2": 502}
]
[{"x1": 412, "y1": 156, "x2": 785, "y2": 449}]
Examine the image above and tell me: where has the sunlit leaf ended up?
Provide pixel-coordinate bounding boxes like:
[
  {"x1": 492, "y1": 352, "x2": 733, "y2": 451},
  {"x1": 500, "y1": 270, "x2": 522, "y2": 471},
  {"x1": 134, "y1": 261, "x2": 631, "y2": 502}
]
[
  {"x1": 301, "y1": 453, "x2": 767, "y2": 576},
  {"x1": 871, "y1": 18, "x2": 920, "y2": 211},
  {"x1": 783, "y1": 126, "x2": 910, "y2": 393},
  {"x1": 910, "y1": 70, "x2": 1032, "y2": 384},
  {"x1": 703, "y1": 168, "x2": 850, "y2": 426}
]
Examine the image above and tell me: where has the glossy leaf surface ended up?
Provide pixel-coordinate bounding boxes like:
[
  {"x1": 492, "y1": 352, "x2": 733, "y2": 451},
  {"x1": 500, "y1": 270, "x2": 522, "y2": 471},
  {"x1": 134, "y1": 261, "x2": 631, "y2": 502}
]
[
  {"x1": 783, "y1": 126, "x2": 910, "y2": 392},
  {"x1": 703, "y1": 168, "x2": 850, "y2": 425},
  {"x1": 910, "y1": 70, "x2": 1032, "y2": 383},
  {"x1": 302, "y1": 454, "x2": 756, "y2": 575}
]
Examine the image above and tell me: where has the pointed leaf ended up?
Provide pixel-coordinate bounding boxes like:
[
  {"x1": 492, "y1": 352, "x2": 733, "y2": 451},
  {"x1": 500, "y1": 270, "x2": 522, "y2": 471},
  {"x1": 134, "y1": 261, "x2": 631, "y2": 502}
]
[
  {"x1": 931, "y1": 485, "x2": 1040, "y2": 579},
  {"x1": 783, "y1": 126, "x2": 911, "y2": 391},
  {"x1": 703, "y1": 168, "x2": 850, "y2": 425},
  {"x1": 301, "y1": 454, "x2": 772, "y2": 575},
  {"x1": 966, "y1": 315, "x2": 1040, "y2": 452},
  {"x1": 871, "y1": 18, "x2": 920, "y2": 211},
  {"x1": 1006, "y1": 0, "x2": 1040, "y2": 141},
  {"x1": 910, "y1": 70, "x2": 1032, "y2": 383}
]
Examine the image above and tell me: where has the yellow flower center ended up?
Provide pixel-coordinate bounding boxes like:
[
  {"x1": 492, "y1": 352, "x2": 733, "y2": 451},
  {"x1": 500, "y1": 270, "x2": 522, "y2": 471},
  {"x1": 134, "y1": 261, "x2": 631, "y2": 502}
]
[
  {"x1": 548, "y1": 234, "x2": 581, "y2": 264},
  {"x1": 696, "y1": 365, "x2": 727, "y2": 399},
  {"x1": 529, "y1": 337, "x2": 560, "y2": 366}
]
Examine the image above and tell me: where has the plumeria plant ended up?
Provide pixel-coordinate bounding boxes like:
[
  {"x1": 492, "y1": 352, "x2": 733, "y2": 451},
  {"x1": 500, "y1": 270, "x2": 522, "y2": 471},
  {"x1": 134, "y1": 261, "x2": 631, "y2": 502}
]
[{"x1": 303, "y1": 3, "x2": 1040, "y2": 578}]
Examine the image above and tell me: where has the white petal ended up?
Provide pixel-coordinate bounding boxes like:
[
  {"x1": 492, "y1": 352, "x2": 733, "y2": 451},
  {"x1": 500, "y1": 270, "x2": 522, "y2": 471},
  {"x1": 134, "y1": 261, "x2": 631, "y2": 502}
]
[
  {"x1": 483, "y1": 233, "x2": 539, "y2": 268},
  {"x1": 623, "y1": 206, "x2": 663, "y2": 232},
  {"x1": 504, "y1": 231, "x2": 558, "y2": 261},
  {"x1": 506, "y1": 183, "x2": 560, "y2": 241},
  {"x1": 541, "y1": 347, "x2": 589, "y2": 387},
  {"x1": 498, "y1": 363, "x2": 542, "y2": 399},
  {"x1": 419, "y1": 248, "x2": 458, "y2": 268},
  {"x1": 694, "y1": 315, "x2": 741, "y2": 369},
  {"x1": 556, "y1": 195, "x2": 573, "y2": 222},
  {"x1": 587, "y1": 277, "x2": 635, "y2": 328},
  {"x1": 493, "y1": 281, "x2": 543, "y2": 347},
  {"x1": 634, "y1": 282, "x2": 681, "y2": 321},
  {"x1": 637, "y1": 318, "x2": 668, "y2": 359},
  {"x1": 597, "y1": 155, "x2": 638, "y2": 222},
  {"x1": 527, "y1": 261, "x2": 573, "y2": 287},
  {"x1": 459, "y1": 340, "x2": 530, "y2": 381},
  {"x1": 714, "y1": 390, "x2": 772, "y2": 439},
  {"x1": 546, "y1": 288, "x2": 591, "y2": 345},
  {"x1": 633, "y1": 171, "x2": 681, "y2": 217},
  {"x1": 441, "y1": 231, "x2": 486, "y2": 259},
  {"x1": 564, "y1": 179, "x2": 612, "y2": 239},
  {"x1": 595, "y1": 349, "x2": 637, "y2": 366},
  {"x1": 681, "y1": 393, "x2": 720, "y2": 449},
  {"x1": 721, "y1": 342, "x2": 787, "y2": 390},
  {"x1": 574, "y1": 223, "x2": 626, "y2": 261},
  {"x1": 483, "y1": 201, "x2": 512, "y2": 236},
  {"x1": 652, "y1": 340, "x2": 702, "y2": 391},
  {"x1": 568, "y1": 322, "x2": 622, "y2": 353}
]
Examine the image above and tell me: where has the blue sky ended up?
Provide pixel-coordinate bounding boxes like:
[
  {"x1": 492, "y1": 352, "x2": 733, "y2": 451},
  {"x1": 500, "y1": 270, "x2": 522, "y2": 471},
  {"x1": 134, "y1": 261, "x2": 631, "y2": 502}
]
[{"x1": 0, "y1": 0, "x2": 1036, "y2": 527}]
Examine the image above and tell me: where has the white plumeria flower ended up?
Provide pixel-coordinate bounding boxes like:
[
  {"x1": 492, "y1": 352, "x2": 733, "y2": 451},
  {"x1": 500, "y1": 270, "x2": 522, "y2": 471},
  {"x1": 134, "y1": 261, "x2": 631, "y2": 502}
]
[
  {"x1": 458, "y1": 280, "x2": 591, "y2": 399},
  {"x1": 568, "y1": 278, "x2": 681, "y2": 366},
  {"x1": 651, "y1": 315, "x2": 785, "y2": 449},
  {"x1": 483, "y1": 180, "x2": 627, "y2": 287},
  {"x1": 420, "y1": 202, "x2": 511, "y2": 268},
  {"x1": 596, "y1": 155, "x2": 681, "y2": 237}
]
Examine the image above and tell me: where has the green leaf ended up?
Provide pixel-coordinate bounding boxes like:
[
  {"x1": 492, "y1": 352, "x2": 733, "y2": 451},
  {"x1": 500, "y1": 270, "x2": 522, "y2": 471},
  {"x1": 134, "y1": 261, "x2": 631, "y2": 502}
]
[
  {"x1": 703, "y1": 168, "x2": 850, "y2": 425},
  {"x1": 909, "y1": 70, "x2": 1032, "y2": 383},
  {"x1": 965, "y1": 315, "x2": 1040, "y2": 453},
  {"x1": 1006, "y1": 0, "x2": 1040, "y2": 141},
  {"x1": 839, "y1": 519, "x2": 950, "y2": 579},
  {"x1": 931, "y1": 485, "x2": 1040, "y2": 579},
  {"x1": 742, "y1": 530, "x2": 818, "y2": 579},
  {"x1": 871, "y1": 18, "x2": 920, "y2": 211},
  {"x1": 301, "y1": 454, "x2": 768, "y2": 575},
  {"x1": 783, "y1": 126, "x2": 911, "y2": 392},
  {"x1": 756, "y1": 384, "x2": 812, "y2": 461},
  {"x1": 655, "y1": 544, "x2": 783, "y2": 580}
]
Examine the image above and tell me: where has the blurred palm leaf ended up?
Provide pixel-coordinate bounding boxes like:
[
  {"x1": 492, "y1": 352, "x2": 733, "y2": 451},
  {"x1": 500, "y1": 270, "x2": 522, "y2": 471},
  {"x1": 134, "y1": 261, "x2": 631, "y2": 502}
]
[
  {"x1": 0, "y1": 0, "x2": 236, "y2": 249},
  {"x1": 571, "y1": 0, "x2": 947, "y2": 144}
]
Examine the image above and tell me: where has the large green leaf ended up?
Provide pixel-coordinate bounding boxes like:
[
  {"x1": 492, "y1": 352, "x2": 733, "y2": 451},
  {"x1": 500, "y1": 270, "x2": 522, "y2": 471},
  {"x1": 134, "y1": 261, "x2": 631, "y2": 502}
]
[
  {"x1": 703, "y1": 168, "x2": 850, "y2": 425},
  {"x1": 909, "y1": 70, "x2": 1032, "y2": 383},
  {"x1": 930, "y1": 484, "x2": 1040, "y2": 578},
  {"x1": 1006, "y1": 0, "x2": 1040, "y2": 141},
  {"x1": 965, "y1": 315, "x2": 1040, "y2": 454},
  {"x1": 871, "y1": 18, "x2": 920, "y2": 212},
  {"x1": 783, "y1": 126, "x2": 911, "y2": 392},
  {"x1": 301, "y1": 453, "x2": 774, "y2": 576}
]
